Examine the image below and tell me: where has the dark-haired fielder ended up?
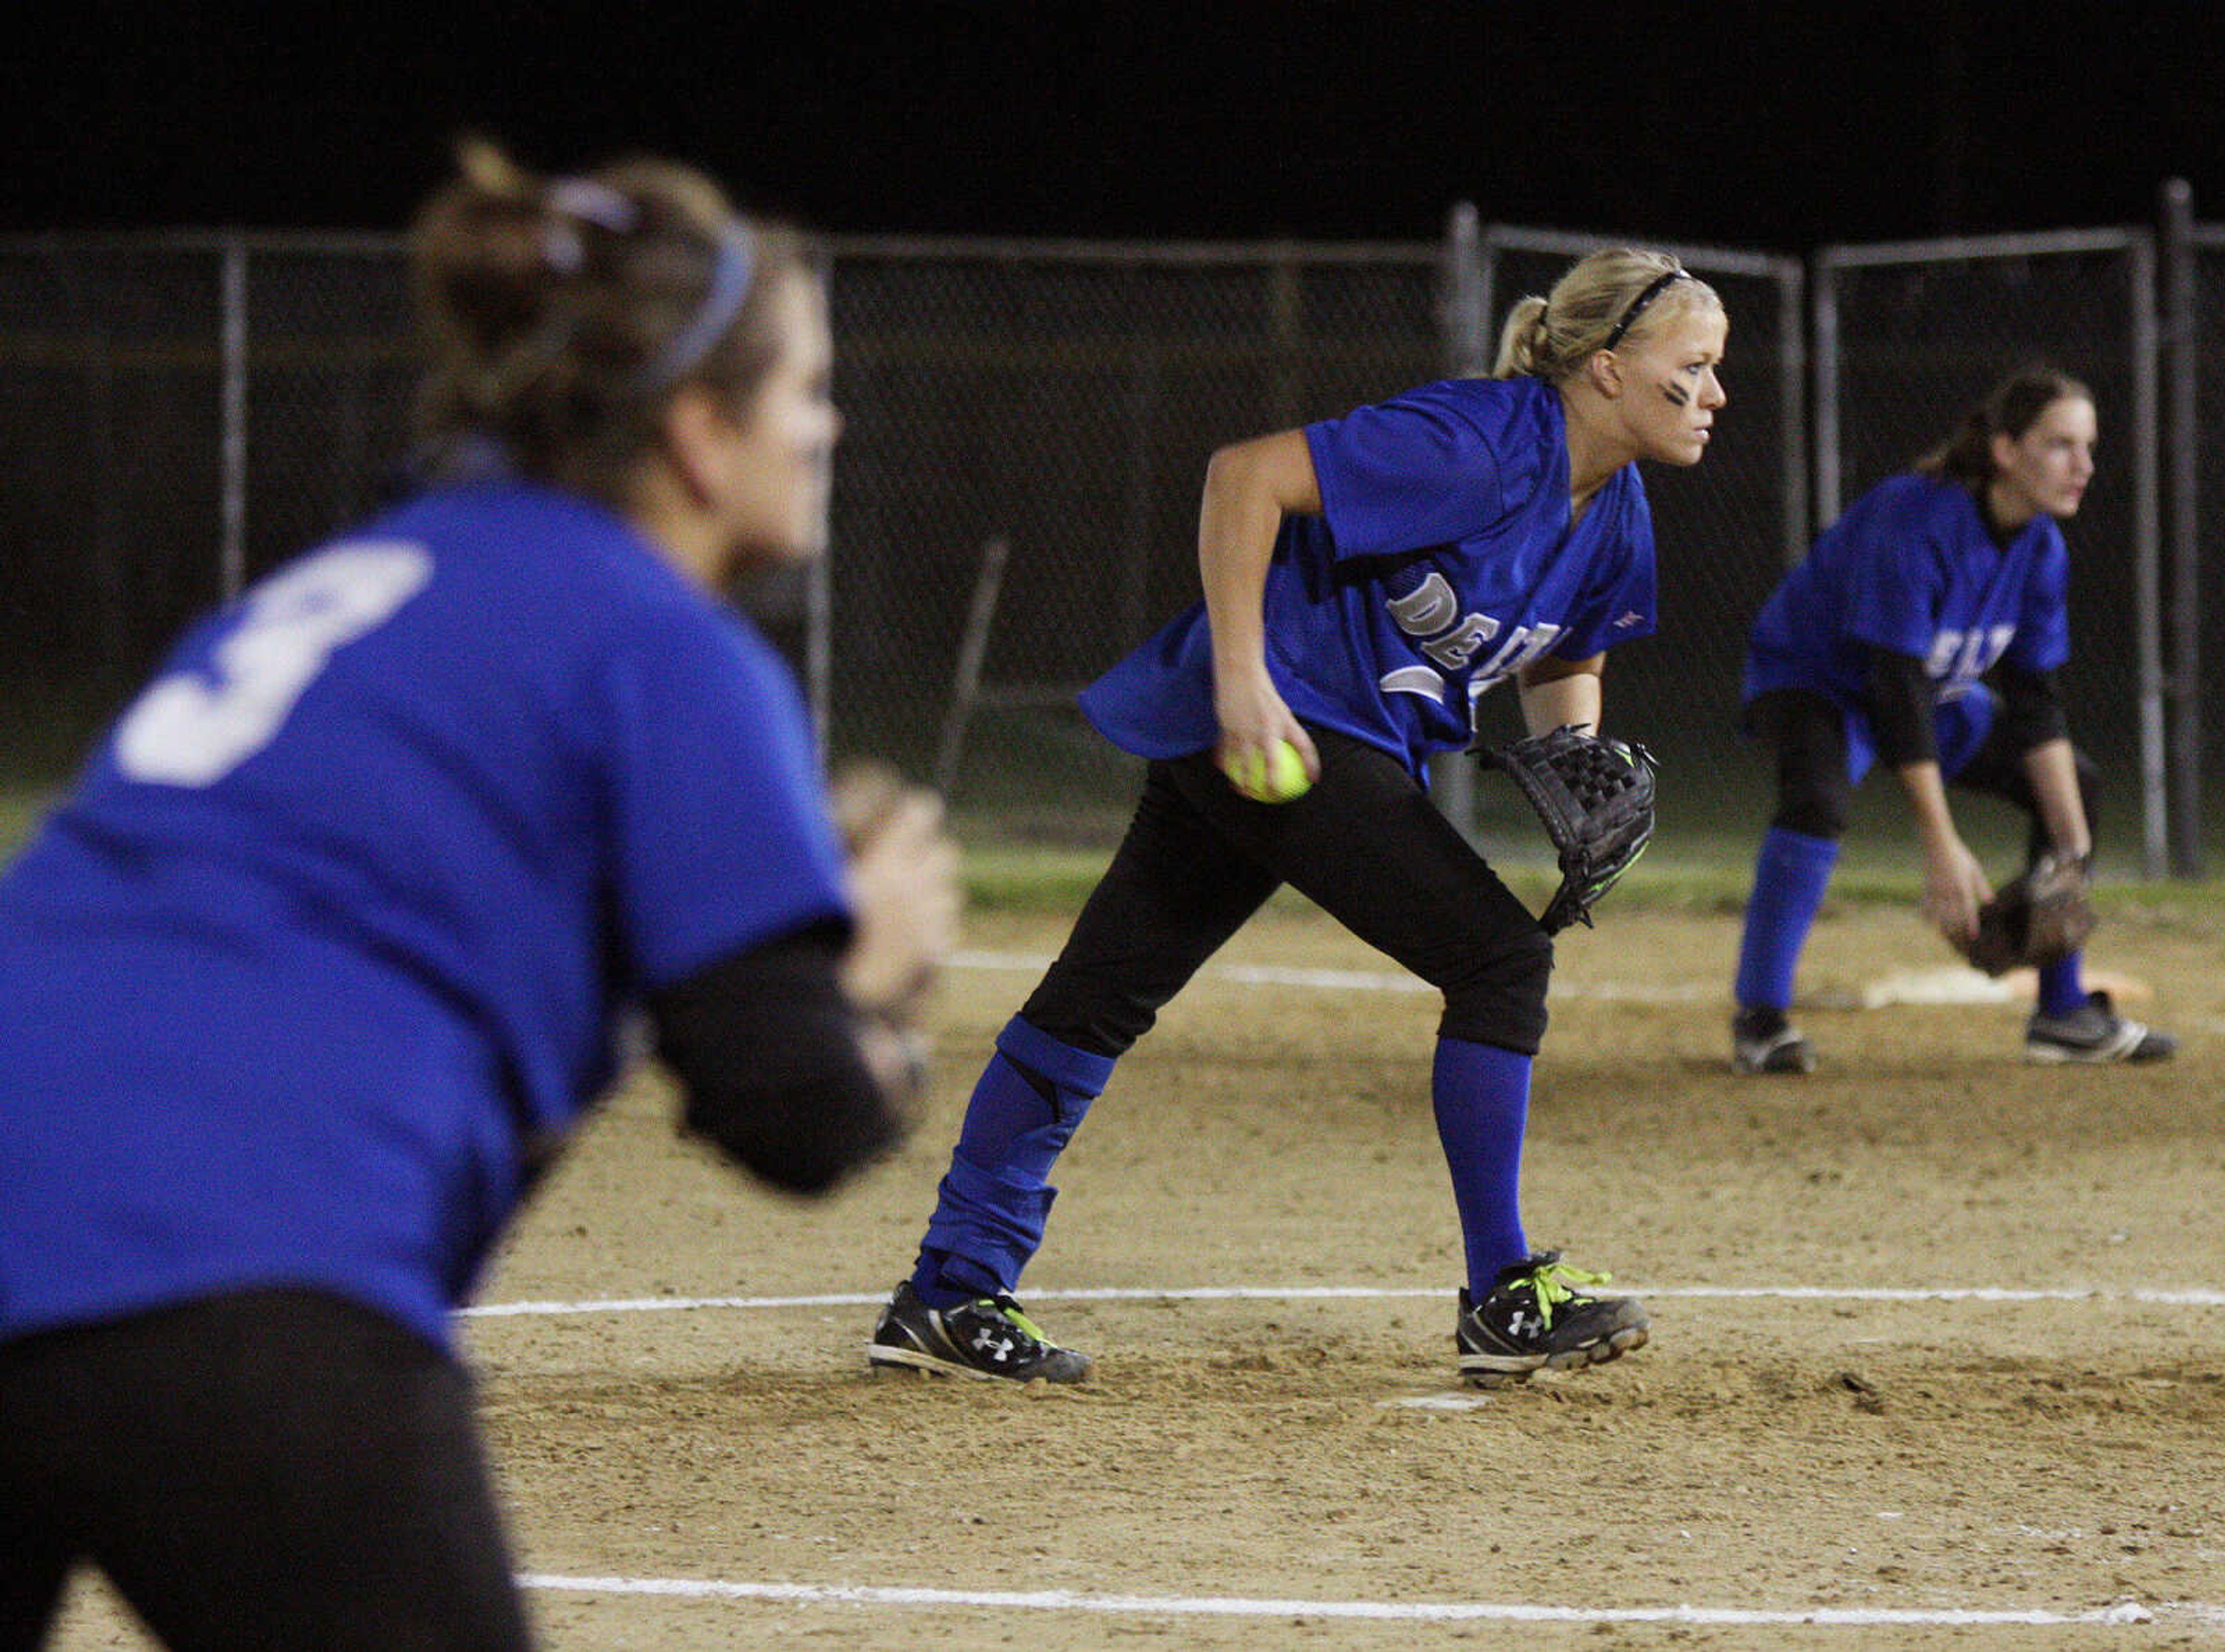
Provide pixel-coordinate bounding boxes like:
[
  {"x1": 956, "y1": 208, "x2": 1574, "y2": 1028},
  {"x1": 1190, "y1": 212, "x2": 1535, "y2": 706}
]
[{"x1": 1730, "y1": 366, "x2": 2173, "y2": 1075}]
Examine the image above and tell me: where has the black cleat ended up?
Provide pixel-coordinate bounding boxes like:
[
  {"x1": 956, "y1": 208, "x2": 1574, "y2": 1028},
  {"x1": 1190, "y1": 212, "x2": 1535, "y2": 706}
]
[
  {"x1": 2025, "y1": 991, "x2": 2176, "y2": 1065},
  {"x1": 1456, "y1": 1252, "x2": 1650, "y2": 1388},
  {"x1": 1732, "y1": 1005, "x2": 1815, "y2": 1074},
  {"x1": 866, "y1": 1281, "x2": 1091, "y2": 1383}
]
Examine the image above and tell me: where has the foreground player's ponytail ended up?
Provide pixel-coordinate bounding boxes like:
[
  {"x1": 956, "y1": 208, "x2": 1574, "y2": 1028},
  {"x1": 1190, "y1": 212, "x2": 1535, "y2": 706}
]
[
  {"x1": 1491, "y1": 249, "x2": 1719, "y2": 382},
  {"x1": 407, "y1": 135, "x2": 809, "y2": 504},
  {"x1": 1914, "y1": 365, "x2": 2092, "y2": 490}
]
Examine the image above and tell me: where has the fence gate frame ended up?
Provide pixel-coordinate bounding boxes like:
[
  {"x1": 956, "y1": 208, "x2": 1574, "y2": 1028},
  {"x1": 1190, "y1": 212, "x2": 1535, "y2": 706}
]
[{"x1": 1811, "y1": 225, "x2": 2185, "y2": 880}]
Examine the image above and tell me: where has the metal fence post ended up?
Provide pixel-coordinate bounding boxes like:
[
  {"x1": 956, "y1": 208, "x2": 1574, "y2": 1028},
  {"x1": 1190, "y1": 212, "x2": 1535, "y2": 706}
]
[
  {"x1": 1775, "y1": 256, "x2": 1809, "y2": 562},
  {"x1": 1442, "y1": 202, "x2": 1488, "y2": 375},
  {"x1": 2160, "y1": 178, "x2": 2203, "y2": 876},
  {"x1": 1266, "y1": 245, "x2": 1302, "y2": 432},
  {"x1": 2129, "y1": 231, "x2": 2169, "y2": 879},
  {"x1": 1434, "y1": 202, "x2": 1489, "y2": 838},
  {"x1": 807, "y1": 248, "x2": 834, "y2": 760},
  {"x1": 220, "y1": 236, "x2": 249, "y2": 602},
  {"x1": 1811, "y1": 254, "x2": 1841, "y2": 535}
]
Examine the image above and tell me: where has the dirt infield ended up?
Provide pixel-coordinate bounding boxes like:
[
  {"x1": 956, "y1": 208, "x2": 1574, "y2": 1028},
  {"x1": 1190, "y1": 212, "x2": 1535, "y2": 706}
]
[{"x1": 49, "y1": 895, "x2": 2225, "y2": 1647}]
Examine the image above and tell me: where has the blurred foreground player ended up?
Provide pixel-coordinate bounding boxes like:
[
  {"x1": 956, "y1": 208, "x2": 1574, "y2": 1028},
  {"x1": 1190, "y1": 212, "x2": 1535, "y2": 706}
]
[
  {"x1": 870, "y1": 249, "x2": 1727, "y2": 1389},
  {"x1": 0, "y1": 139, "x2": 956, "y2": 1650},
  {"x1": 1730, "y1": 365, "x2": 2172, "y2": 1074}
]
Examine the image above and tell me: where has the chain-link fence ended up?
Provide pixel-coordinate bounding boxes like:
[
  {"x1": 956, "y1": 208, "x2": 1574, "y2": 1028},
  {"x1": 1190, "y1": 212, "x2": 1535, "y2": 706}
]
[
  {"x1": 0, "y1": 211, "x2": 2212, "y2": 873},
  {"x1": 0, "y1": 234, "x2": 413, "y2": 781},
  {"x1": 822, "y1": 236, "x2": 1449, "y2": 840}
]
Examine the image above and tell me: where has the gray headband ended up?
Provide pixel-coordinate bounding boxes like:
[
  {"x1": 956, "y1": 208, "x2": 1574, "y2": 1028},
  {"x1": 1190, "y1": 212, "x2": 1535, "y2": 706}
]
[{"x1": 626, "y1": 224, "x2": 757, "y2": 395}]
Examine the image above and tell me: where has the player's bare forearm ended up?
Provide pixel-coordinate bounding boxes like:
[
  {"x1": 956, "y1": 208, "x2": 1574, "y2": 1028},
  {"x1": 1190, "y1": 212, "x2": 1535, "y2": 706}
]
[
  {"x1": 1894, "y1": 758, "x2": 1989, "y2": 937},
  {"x1": 2020, "y1": 737, "x2": 2091, "y2": 860},
  {"x1": 1516, "y1": 654, "x2": 1604, "y2": 737},
  {"x1": 1201, "y1": 430, "x2": 1320, "y2": 754},
  {"x1": 1201, "y1": 431, "x2": 1317, "y2": 670},
  {"x1": 1891, "y1": 758, "x2": 1960, "y2": 852}
]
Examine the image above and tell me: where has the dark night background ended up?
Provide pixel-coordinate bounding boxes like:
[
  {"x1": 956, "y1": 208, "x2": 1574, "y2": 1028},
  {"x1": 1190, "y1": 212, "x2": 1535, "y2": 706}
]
[{"x1": 8, "y1": 2, "x2": 2225, "y2": 249}]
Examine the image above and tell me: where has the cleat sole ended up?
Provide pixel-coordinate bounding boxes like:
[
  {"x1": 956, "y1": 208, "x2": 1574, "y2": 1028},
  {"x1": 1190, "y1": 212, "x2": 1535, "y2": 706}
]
[
  {"x1": 866, "y1": 1343, "x2": 1007, "y2": 1381},
  {"x1": 1464, "y1": 1322, "x2": 1650, "y2": 1385}
]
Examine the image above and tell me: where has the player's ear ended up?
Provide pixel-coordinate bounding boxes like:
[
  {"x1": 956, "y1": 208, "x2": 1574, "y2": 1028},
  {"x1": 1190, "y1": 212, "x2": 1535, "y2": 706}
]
[
  {"x1": 1586, "y1": 349, "x2": 1624, "y2": 399},
  {"x1": 659, "y1": 385, "x2": 738, "y2": 505},
  {"x1": 1988, "y1": 429, "x2": 2020, "y2": 476}
]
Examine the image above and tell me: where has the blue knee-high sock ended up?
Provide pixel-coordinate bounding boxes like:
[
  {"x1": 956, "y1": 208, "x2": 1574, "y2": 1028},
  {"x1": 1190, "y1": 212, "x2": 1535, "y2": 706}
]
[
  {"x1": 1734, "y1": 827, "x2": 1840, "y2": 1013},
  {"x1": 913, "y1": 1016, "x2": 1115, "y2": 1309},
  {"x1": 1433, "y1": 1037, "x2": 1533, "y2": 1296},
  {"x1": 2038, "y1": 950, "x2": 2088, "y2": 1018}
]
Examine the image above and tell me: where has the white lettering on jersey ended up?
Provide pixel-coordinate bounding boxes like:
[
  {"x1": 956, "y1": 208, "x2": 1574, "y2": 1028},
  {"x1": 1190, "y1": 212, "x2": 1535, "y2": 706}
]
[
  {"x1": 115, "y1": 542, "x2": 433, "y2": 787},
  {"x1": 1386, "y1": 571, "x2": 1460, "y2": 637},
  {"x1": 1381, "y1": 570, "x2": 1569, "y2": 724},
  {"x1": 1474, "y1": 623, "x2": 1562, "y2": 683},
  {"x1": 1421, "y1": 612, "x2": 1500, "y2": 672},
  {"x1": 1923, "y1": 623, "x2": 2016, "y2": 686},
  {"x1": 1378, "y1": 666, "x2": 1449, "y2": 703}
]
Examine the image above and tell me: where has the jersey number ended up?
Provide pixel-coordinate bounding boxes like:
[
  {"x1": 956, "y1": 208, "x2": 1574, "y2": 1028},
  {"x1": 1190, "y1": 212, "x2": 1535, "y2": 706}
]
[{"x1": 114, "y1": 542, "x2": 433, "y2": 787}]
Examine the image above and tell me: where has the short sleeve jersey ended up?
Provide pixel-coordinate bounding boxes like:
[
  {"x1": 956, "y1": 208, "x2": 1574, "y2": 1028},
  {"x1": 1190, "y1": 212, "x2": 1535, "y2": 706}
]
[
  {"x1": 1078, "y1": 375, "x2": 1658, "y2": 781},
  {"x1": 1743, "y1": 472, "x2": 2071, "y2": 710},
  {"x1": 0, "y1": 481, "x2": 851, "y2": 1350}
]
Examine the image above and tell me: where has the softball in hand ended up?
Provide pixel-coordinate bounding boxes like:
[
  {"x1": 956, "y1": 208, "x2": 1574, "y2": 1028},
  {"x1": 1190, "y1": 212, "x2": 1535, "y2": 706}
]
[{"x1": 1220, "y1": 739, "x2": 1312, "y2": 804}]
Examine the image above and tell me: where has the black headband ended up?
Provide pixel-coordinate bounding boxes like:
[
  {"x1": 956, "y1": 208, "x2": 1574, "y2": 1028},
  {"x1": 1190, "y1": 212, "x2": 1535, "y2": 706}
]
[{"x1": 1602, "y1": 268, "x2": 1689, "y2": 352}]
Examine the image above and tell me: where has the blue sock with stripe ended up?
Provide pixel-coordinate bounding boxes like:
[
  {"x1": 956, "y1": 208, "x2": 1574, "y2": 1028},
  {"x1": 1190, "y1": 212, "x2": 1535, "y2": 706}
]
[
  {"x1": 1734, "y1": 827, "x2": 1840, "y2": 1013},
  {"x1": 913, "y1": 1016, "x2": 1115, "y2": 1310},
  {"x1": 1432, "y1": 1036, "x2": 1533, "y2": 1296}
]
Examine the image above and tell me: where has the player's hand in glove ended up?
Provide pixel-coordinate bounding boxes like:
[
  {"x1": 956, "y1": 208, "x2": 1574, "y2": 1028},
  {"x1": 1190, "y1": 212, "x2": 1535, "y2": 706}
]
[
  {"x1": 830, "y1": 760, "x2": 961, "y2": 1026},
  {"x1": 1957, "y1": 850, "x2": 2096, "y2": 976},
  {"x1": 1920, "y1": 833, "x2": 1993, "y2": 950},
  {"x1": 1472, "y1": 724, "x2": 1657, "y2": 934},
  {"x1": 830, "y1": 761, "x2": 961, "y2": 1110}
]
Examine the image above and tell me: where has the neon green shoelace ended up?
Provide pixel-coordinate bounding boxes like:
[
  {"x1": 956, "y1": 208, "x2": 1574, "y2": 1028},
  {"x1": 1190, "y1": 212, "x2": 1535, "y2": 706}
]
[
  {"x1": 1519, "y1": 1260, "x2": 1610, "y2": 1329},
  {"x1": 984, "y1": 1298, "x2": 1052, "y2": 1345}
]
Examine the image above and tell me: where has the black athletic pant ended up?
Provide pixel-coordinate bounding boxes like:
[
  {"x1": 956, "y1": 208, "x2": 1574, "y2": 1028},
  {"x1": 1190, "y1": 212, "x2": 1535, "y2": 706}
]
[
  {"x1": 1748, "y1": 687, "x2": 2100, "y2": 861},
  {"x1": 1021, "y1": 725, "x2": 1554, "y2": 1057},
  {"x1": 0, "y1": 1289, "x2": 531, "y2": 1652}
]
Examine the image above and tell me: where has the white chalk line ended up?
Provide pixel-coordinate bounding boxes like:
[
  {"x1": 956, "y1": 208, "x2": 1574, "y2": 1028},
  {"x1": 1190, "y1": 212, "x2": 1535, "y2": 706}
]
[
  {"x1": 952, "y1": 947, "x2": 1717, "y2": 1001},
  {"x1": 519, "y1": 1572, "x2": 2201, "y2": 1629},
  {"x1": 462, "y1": 1281, "x2": 2225, "y2": 1319},
  {"x1": 952, "y1": 949, "x2": 2084, "y2": 1008}
]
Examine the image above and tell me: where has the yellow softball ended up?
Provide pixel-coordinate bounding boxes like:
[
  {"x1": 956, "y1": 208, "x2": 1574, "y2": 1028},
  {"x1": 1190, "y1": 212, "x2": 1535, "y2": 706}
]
[{"x1": 1221, "y1": 738, "x2": 1312, "y2": 804}]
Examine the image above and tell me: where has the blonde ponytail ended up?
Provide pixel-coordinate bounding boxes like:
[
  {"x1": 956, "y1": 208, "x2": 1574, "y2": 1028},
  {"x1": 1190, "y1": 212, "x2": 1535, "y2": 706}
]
[{"x1": 1491, "y1": 296, "x2": 1551, "y2": 378}]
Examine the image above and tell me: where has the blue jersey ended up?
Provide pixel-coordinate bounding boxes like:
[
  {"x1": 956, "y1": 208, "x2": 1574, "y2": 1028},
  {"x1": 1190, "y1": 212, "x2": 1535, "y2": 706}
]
[
  {"x1": 0, "y1": 480, "x2": 851, "y2": 1351},
  {"x1": 1079, "y1": 375, "x2": 1657, "y2": 781},
  {"x1": 1745, "y1": 473, "x2": 2071, "y2": 710}
]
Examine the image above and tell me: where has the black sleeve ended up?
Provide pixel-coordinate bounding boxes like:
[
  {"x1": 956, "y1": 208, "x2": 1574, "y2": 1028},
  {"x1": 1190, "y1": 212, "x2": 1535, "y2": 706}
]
[
  {"x1": 644, "y1": 921, "x2": 908, "y2": 1197},
  {"x1": 1992, "y1": 662, "x2": 2069, "y2": 751},
  {"x1": 1865, "y1": 647, "x2": 1937, "y2": 768}
]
